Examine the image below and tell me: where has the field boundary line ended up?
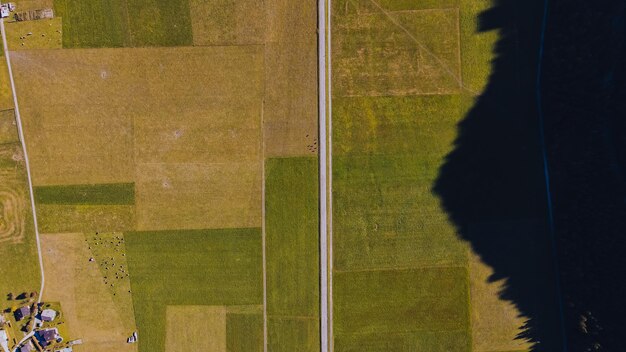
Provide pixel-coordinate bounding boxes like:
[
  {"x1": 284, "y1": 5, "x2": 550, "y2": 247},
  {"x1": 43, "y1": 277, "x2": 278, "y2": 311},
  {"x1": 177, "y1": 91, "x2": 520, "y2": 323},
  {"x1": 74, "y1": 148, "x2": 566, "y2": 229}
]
[
  {"x1": 367, "y1": 0, "x2": 476, "y2": 95},
  {"x1": 261, "y1": 59, "x2": 268, "y2": 352}
]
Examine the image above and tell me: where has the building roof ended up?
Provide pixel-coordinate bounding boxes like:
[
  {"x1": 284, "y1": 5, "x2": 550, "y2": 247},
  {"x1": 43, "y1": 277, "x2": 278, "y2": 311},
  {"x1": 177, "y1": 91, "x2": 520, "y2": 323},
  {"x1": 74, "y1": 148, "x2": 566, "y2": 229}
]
[
  {"x1": 15, "y1": 306, "x2": 31, "y2": 319},
  {"x1": 38, "y1": 328, "x2": 58, "y2": 342},
  {"x1": 41, "y1": 309, "x2": 57, "y2": 322},
  {"x1": 19, "y1": 341, "x2": 34, "y2": 352}
]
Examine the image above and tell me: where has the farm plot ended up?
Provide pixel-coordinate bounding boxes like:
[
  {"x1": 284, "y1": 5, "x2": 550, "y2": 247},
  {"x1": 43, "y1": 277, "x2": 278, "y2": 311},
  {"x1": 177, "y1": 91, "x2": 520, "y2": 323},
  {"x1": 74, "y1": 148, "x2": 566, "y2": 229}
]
[
  {"x1": 263, "y1": 0, "x2": 319, "y2": 157},
  {"x1": 40, "y1": 232, "x2": 138, "y2": 352},
  {"x1": 332, "y1": 96, "x2": 468, "y2": 271},
  {"x1": 189, "y1": 0, "x2": 265, "y2": 46},
  {"x1": 165, "y1": 305, "x2": 263, "y2": 352},
  {"x1": 54, "y1": 0, "x2": 191, "y2": 47},
  {"x1": 0, "y1": 61, "x2": 12, "y2": 110},
  {"x1": 0, "y1": 144, "x2": 40, "y2": 309},
  {"x1": 4, "y1": 17, "x2": 62, "y2": 50},
  {"x1": 265, "y1": 157, "x2": 319, "y2": 351},
  {"x1": 332, "y1": 1, "x2": 461, "y2": 97},
  {"x1": 330, "y1": 0, "x2": 549, "y2": 350},
  {"x1": 0, "y1": 109, "x2": 18, "y2": 144},
  {"x1": 9, "y1": 46, "x2": 264, "y2": 231},
  {"x1": 125, "y1": 228, "x2": 263, "y2": 352}
]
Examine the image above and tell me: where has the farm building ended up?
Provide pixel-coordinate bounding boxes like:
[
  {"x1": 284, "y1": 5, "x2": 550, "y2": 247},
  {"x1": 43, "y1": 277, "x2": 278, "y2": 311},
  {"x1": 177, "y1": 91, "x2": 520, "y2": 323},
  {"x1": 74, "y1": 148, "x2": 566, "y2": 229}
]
[
  {"x1": 40, "y1": 309, "x2": 56, "y2": 322},
  {"x1": 0, "y1": 5, "x2": 9, "y2": 18},
  {"x1": 14, "y1": 8, "x2": 53, "y2": 21},
  {"x1": 35, "y1": 328, "x2": 58, "y2": 347},
  {"x1": 18, "y1": 340, "x2": 34, "y2": 352},
  {"x1": 14, "y1": 306, "x2": 30, "y2": 321},
  {"x1": 54, "y1": 347, "x2": 72, "y2": 352}
]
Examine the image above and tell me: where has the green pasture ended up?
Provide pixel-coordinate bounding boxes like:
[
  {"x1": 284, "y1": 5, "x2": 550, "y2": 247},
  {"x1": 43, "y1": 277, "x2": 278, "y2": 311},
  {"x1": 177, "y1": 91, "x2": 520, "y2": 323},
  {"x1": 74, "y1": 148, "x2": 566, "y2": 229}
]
[
  {"x1": 54, "y1": 0, "x2": 192, "y2": 47},
  {"x1": 125, "y1": 228, "x2": 262, "y2": 352},
  {"x1": 265, "y1": 157, "x2": 320, "y2": 351},
  {"x1": 226, "y1": 313, "x2": 264, "y2": 352},
  {"x1": 332, "y1": 96, "x2": 469, "y2": 272},
  {"x1": 34, "y1": 182, "x2": 135, "y2": 205}
]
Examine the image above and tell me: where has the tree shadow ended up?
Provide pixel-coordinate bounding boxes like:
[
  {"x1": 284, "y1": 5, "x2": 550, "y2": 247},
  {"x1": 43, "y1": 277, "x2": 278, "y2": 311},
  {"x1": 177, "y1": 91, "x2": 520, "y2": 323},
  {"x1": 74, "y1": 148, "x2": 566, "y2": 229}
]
[
  {"x1": 433, "y1": 0, "x2": 565, "y2": 350},
  {"x1": 541, "y1": 0, "x2": 626, "y2": 350}
]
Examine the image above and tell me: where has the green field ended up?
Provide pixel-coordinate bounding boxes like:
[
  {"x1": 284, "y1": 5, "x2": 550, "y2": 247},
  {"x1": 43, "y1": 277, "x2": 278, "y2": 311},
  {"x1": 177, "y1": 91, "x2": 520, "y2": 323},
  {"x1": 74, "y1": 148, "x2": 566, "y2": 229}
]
[
  {"x1": 34, "y1": 182, "x2": 135, "y2": 205},
  {"x1": 125, "y1": 228, "x2": 263, "y2": 352},
  {"x1": 227, "y1": 313, "x2": 264, "y2": 352},
  {"x1": 330, "y1": 0, "x2": 552, "y2": 350},
  {"x1": 0, "y1": 144, "x2": 40, "y2": 313},
  {"x1": 265, "y1": 157, "x2": 320, "y2": 350},
  {"x1": 54, "y1": 0, "x2": 192, "y2": 47},
  {"x1": 332, "y1": 96, "x2": 469, "y2": 272}
]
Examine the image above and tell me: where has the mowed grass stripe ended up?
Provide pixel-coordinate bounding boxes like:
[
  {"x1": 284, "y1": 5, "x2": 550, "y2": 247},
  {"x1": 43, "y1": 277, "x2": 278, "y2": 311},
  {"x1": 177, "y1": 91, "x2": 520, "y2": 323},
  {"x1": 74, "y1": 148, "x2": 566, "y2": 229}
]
[
  {"x1": 265, "y1": 157, "x2": 320, "y2": 350},
  {"x1": 268, "y1": 318, "x2": 319, "y2": 352},
  {"x1": 125, "y1": 228, "x2": 263, "y2": 352},
  {"x1": 54, "y1": 0, "x2": 131, "y2": 48},
  {"x1": 265, "y1": 157, "x2": 319, "y2": 316},
  {"x1": 334, "y1": 330, "x2": 470, "y2": 352},
  {"x1": 54, "y1": 0, "x2": 193, "y2": 47},
  {"x1": 333, "y1": 267, "x2": 471, "y2": 351},
  {"x1": 227, "y1": 313, "x2": 264, "y2": 352},
  {"x1": 34, "y1": 182, "x2": 135, "y2": 205}
]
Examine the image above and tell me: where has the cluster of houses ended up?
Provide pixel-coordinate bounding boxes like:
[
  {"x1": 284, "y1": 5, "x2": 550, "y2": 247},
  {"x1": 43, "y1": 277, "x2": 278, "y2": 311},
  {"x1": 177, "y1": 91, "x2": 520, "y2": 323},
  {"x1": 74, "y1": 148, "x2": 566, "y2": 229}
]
[{"x1": 0, "y1": 303, "x2": 79, "y2": 352}]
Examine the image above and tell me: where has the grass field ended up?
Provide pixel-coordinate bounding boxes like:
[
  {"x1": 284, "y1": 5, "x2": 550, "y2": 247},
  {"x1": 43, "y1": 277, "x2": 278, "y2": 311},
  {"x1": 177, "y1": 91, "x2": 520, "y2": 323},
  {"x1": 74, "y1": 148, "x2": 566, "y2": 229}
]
[
  {"x1": 0, "y1": 109, "x2": 17, "y2": 144},
  {"x1": 265, "y1": 157, "x2": 320, "y2": 350},
  {"x1": 41, "y1": 233, "x2": 138, "y2": 352},
  {"x1": 54, "y1": 0, "x2": 191, "y2": 48},
  {"x1": 330, "y1": 0, "x2": 552, "y2": 350},
  {"x1": 227, "y1": 313, "x2": 264, "y2": 351},
  {"x1": 34, "y1": 183, "x2": 135, "y2": 205},
  {"x1": 4, "y1": 18, "x2": 62, "y2": 50},
  {"x1": 332, "y1": 1, "x2": 461, "y2": 97},
  {"x1": 0, "y1": 144, "x2": 40, "y2": 316},
  {"x1": 263, "y1": 0, "x2": 318, "y2": 157},
  {"x1": 0, "y1": 61, "x2": 12, "y2": 110},
  {"x1": 10, "y1": 46, "x2": 264, "y2": 230},
  {"x1": 125, "y1": 228, "x2": 263, "y2": 352},
  {"x1": 189, "y1": 0, "x2": 265, "y2": 46}
]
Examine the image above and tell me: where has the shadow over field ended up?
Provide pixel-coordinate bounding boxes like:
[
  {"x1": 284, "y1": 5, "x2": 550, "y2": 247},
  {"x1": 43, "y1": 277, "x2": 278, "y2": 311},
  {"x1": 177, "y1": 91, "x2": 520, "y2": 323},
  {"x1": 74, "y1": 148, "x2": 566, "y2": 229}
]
[
  {"x1": 541, "y1": 0, "x2": 626, "y2": 350},
  {"x1": 434, "y1": 0, "x2": 565, "y2": 350}
]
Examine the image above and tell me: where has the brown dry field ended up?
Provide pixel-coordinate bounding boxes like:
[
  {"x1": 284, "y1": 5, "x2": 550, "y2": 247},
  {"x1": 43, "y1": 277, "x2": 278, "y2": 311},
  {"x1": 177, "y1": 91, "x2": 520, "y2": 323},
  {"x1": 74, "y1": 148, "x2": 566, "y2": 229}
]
[
  {"x1": 263, "y1": 0, "x2": 319, "y2": 157},
  {"x1": 165, "y1": 305, "x2": 227, "y2": 352},
  {"x1": 469, "y1": 252, "x2": 532, "y2": 352},
  {"x1": 10, "y1": 46, "x2": 265, "y2": 230},
  {"x1": 0, "y1": 109, "x2": 18, "y2": 144},
  {"x1": 190, "y1": 0, "x2": 265, "y2": 46},
  {"x1": 135, "y1": 161, "x2": 261, "y2": 231},
  {"x1": 41, "y1": 232, "x2": 138, "y2": 352}
]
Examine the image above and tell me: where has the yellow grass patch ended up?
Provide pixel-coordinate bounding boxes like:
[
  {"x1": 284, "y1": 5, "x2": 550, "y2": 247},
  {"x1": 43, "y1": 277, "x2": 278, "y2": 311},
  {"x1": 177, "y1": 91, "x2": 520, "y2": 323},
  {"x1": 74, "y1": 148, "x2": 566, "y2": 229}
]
[
  {"x1": 4, "y1": 18, "x2": 62, "y2": 50},
  {"x1": 333, "y1": 8, "x2": 461, "y2": 96},
  {"x1": 135, "y1": 161, "x2": 261, "y2": 231},
  {"x1": 37, "y1": 204, "x2": 135, "y2": 233},
  {"x1": 10, "y1": 46, "x2": 264, "y2": 190},
  {"x1": 12, "y1": 0, "x2": 54, "y2": 12},
  {"x1": 264, "y1": 0, "x2": 318, "y2": 157},
  {"x1": 41, "y1": 233, "x2": 138, "y2": 352},
  {"x1": 0, "y1": 61, "x2": 13, "y2": 111},
  {"x1": 189, "y1": 0, "x2": 265, "y2": 46},
  {"x1": 165, "y1": 306, "x2": 227, "y2": 352},
  {"x1": 469, "y1": 252, "x2": 533, "y2": 352}
]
